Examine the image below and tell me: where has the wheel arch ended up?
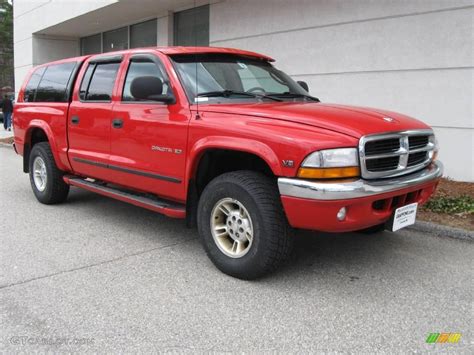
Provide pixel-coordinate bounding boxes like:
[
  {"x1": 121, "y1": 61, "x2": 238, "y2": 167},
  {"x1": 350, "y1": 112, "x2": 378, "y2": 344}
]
[
  {"x1": 23, "y1": 121, "x2": 61, "y2": 173},
  {"x1": 185, "y1": 137, "x2": 282, "y2": 227}
]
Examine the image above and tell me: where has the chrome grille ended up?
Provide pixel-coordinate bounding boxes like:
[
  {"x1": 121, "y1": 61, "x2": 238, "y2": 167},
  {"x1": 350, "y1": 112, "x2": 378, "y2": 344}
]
[{"x1": 359, "y1": 130, "x2": 435, "y2": 179}]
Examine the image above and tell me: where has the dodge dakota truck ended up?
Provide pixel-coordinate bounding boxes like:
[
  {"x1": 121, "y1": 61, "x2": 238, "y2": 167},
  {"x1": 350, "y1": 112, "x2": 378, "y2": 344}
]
[{"x1": 13, "y1": 47, "x2": 442, "y2": 279}]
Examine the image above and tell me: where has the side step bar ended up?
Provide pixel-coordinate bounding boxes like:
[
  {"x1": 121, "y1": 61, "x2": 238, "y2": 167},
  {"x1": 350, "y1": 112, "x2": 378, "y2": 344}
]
[{"x1": 63, "y1": 176, "x2": 186, "y2": 219}]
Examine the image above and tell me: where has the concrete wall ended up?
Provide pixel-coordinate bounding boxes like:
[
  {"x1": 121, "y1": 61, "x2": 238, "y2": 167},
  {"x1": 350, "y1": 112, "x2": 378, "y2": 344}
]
[
  {"x1": 13, "y1": 0, "x2": 117, "y2": 95},
  {"x1": 210, "y1": 0, "x2": 474, "y2": 181}
]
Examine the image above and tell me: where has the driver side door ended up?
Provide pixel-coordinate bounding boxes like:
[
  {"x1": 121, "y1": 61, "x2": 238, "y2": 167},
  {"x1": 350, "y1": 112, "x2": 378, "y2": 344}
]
[{"x1": 108, "y1": 53, "x2": 190, "y2": 202}]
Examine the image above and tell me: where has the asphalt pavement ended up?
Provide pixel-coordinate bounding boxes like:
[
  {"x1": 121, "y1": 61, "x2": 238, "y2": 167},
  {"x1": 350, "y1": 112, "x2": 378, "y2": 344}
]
[{"x1": 0, "y1": 145, "x2": 472, "y2": 353}]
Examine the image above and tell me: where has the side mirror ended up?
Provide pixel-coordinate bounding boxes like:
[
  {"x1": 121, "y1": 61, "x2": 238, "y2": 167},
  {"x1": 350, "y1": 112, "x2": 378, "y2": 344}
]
[
  {"x1": 297, "y1": 80, "x2": 309, "y2": 92},
  {"x1": 130, "y1": 76, "x2": 175, "y2": 103}
]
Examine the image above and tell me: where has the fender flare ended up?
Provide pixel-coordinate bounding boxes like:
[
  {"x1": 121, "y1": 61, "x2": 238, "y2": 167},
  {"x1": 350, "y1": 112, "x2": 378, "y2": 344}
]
[
  {"x1": 24, "y1": 120, "x2": 66, "y2": 172},
  {"x1": 186, "y1": 135, "x2": 283, "y2": 187}
]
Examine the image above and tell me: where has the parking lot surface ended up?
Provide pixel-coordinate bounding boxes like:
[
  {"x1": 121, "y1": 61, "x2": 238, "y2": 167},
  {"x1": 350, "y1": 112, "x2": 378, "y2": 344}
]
[{"x1": 0, "y1": 146, "x2": 472, "y2": 353}]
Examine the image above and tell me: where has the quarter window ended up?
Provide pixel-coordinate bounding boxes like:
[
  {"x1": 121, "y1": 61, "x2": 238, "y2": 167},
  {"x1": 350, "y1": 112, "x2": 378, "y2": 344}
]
[
  {"x1": 23, "y1": 66, "x2": 46, "y2": 102},
  {"x1": 35, "y1": 62, "x2": 78, "y2": 102},
  {"x1": 80, "y1": 62, "x2": 120, "y2": 101}
]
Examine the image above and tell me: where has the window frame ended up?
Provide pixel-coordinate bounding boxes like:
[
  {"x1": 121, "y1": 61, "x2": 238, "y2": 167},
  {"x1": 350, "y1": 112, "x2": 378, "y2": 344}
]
[
  {"x1": 120, "y1": 53, "x2": 176, "y2": 105},
  {"x1": 79, "y1": 55, "x2": 123, "y2": 103}
]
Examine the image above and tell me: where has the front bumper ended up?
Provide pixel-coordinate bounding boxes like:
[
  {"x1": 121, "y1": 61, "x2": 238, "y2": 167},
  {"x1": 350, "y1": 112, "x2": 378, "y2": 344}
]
[{"x1": 278, "y1": 161, "x2": 443, "y2": 232}]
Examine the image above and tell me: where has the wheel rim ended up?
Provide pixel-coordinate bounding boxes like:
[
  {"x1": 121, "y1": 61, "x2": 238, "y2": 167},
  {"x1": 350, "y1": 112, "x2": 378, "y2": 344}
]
[
  {"x1": 33, "y1": 156, "x2": 47, "y2": 192},
  {"x1": 210, "y1": 198, "x2": 254, "y2": 258}
]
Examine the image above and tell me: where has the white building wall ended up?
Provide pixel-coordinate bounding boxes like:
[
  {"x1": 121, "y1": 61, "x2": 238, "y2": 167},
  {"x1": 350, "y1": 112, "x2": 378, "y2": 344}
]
[
  {"x1": 13, "y1": 0, "x2": 117, "y2": 95},
  {"x1": 210, "y1": 0, "x2": 474, "y2": 181}
]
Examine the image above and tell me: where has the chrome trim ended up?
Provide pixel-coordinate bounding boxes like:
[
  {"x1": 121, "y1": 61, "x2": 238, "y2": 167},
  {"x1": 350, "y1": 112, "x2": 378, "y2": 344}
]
[
  {"x1": 278, "y1": 161, "x2": 443, "y2": 200},
  {"x1": 359, "y1": 129, "x2": 435, "y2": 179}
]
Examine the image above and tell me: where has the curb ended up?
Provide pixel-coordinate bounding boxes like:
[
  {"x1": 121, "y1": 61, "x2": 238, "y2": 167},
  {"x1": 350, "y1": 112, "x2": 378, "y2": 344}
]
[{"x1": 408, "y1": 221, "x2": 473, "y2": 242}]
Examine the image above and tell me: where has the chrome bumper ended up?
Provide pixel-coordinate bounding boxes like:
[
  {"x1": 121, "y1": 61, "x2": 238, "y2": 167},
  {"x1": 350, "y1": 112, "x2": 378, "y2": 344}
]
[{"x1": 278, "y1": 161, "x2": 443, "y2": 200}]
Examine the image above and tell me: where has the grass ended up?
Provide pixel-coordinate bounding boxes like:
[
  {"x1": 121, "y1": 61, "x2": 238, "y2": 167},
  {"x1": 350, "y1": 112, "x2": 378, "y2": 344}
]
[{"x1": 422, "y1": 195, "x2": 474, "y2": 214}]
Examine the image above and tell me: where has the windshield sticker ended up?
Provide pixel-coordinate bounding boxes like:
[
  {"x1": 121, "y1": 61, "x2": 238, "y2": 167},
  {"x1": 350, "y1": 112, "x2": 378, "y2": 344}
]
[
  {"x1": 237, "y1": 62, "x2": 248, "y2": 69},
  {"x1": 195, "y1": 97, "x2": 209, "y2": 102}
]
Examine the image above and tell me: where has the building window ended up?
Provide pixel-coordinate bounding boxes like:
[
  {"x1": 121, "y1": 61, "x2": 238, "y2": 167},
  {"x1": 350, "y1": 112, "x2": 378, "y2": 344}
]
[
  {"x1": 130, "y1": 19, "x2": 157, "y2": 49},
  {"x1": 174, "y1": 5, "x2": 209, "y2": 46},
  {"x1": 81, "y1": 34, "x2": 101, "y2": 55},
  {"x1": 103, "y1": 27, "x2": 128, "y2": 53}
]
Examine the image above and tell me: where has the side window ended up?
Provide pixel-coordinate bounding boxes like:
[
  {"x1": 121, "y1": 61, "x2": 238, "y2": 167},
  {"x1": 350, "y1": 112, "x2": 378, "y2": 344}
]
[
  {"x1": 80, "y1": 62, "x2": 120, "y2": 102},
  {"x1": 122, "y1": 59, "x2": 171, "y2": 102},
  {"x1": 23, "y1": 66, "x2": 46, "y2": 102},
  {"x1": 35, "y1": 62, "x2": 77, "y2": 102}
]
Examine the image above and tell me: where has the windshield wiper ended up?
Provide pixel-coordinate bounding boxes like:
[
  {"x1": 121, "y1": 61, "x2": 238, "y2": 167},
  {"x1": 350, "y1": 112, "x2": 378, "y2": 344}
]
[
  {"x1": 196, "y1": 90, "x2": 283, "y2": 102},
  {"x1": 267, "y1": 92, "x2": 320, "y2": 102}
]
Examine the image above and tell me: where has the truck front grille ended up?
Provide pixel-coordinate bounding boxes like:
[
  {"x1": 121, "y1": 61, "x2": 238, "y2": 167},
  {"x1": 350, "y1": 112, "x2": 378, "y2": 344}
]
[{"x1": 359, "y1": 130, "x2": 435, "y2": 179}]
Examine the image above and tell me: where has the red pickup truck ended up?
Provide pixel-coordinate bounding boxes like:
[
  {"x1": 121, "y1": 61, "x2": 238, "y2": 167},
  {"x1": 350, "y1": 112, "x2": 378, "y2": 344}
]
[{"x1": 14, "y1": 47, "x2": 442, "y2": 279}]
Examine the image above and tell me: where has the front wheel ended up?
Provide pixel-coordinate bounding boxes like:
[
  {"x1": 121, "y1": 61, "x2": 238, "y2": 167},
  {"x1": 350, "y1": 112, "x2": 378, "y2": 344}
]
[
  {"x1": 29, "y1": 142, "x2": 69, "y2": 204},
  {"x1": 197, "y1": 171, "x2": 293, "y2": 279}
]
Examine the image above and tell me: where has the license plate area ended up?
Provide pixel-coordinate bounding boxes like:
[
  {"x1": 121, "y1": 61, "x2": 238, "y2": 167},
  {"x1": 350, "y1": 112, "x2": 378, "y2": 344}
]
[{"x1": 388, "y1": 203, "x2": 418, "y2": 232}]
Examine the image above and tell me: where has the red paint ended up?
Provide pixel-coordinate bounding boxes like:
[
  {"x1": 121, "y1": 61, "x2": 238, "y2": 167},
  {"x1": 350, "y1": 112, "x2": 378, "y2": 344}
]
[
  {"x1": 13, "y1": 47, "x2": 439, "y2": 231},
  {"x1": 281, "y1": 180, "x2": 438, "y2": 232}
]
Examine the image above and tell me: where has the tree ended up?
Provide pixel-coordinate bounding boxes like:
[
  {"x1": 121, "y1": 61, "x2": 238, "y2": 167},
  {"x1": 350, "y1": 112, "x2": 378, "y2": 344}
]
[{"x1": 0, "y1": 0, "x2": 14, "y2": 93}]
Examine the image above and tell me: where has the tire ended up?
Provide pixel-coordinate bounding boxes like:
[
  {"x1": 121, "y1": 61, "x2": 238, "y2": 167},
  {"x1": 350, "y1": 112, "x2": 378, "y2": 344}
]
[
  {"x1": 197, "y1": 171, "x2": 293, "y2": 279},
  {"x1": 29, "y1": 142, "x2": 69, "y2": 204},
  {"x1": 357, "y1": 223, "x2": 386, "y2": 234}
]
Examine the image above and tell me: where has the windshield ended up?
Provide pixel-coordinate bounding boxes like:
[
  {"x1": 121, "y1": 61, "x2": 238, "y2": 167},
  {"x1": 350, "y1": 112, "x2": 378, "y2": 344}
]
[{"x1": 171, "y1": 54, "x2": 312, "y2": 103}]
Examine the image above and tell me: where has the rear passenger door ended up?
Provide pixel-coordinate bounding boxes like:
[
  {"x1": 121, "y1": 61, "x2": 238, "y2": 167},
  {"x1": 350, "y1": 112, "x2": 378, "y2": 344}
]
[{"x1": 67, "y1": 56, "x2": 122, "y2": 181}]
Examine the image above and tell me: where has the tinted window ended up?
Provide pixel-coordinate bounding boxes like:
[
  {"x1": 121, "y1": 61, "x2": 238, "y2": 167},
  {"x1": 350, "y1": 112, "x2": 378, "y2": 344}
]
[
  {"x1": 81, "y1": 34, "x2": 101, "y2": 55},
  {"x1": 174, "y1": 5, "x2": 209, "y2": 46},
  {"x1": 23, "y1": 66, "x2": 46, "y2": 102},
  {"x1": 79, "y1": 64, "x2": 95, "y2": 101},
  {"x1": 122, "y1": 60, "x2": 171, "y2": 101},
  {"x1": 82, "y1": 62, "x2": 120, "y2": 101},
  {"x1": 35, "y1": 62, "x2": 77, "y2": 102},
  {"x1": 103, "y1": 27, "x2": 128, "y2": 53},
  {"x1": 130, "y1": 19, "x2": 157, "y2": 48}
]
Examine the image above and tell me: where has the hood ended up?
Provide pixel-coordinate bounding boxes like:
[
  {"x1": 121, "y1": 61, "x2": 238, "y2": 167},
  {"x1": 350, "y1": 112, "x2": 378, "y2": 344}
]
[{"x1": 198, "y1": 102, "x2": 431, "y2": 138}]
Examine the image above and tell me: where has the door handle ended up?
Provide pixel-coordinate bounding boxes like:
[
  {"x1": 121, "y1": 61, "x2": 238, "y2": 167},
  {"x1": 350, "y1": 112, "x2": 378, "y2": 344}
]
[
  {"x1": 71, "y1": 116, "x2": 80, "y2": 125},
  {"x1": 112, "y1": 118, "x2": 123, "y2": 129}
]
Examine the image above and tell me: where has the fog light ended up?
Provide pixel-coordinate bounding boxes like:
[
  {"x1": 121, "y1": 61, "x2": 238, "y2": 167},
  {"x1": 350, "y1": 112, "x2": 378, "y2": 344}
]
[{"x1": 337, "y1": 207, "x2": 347, "y2": 221}]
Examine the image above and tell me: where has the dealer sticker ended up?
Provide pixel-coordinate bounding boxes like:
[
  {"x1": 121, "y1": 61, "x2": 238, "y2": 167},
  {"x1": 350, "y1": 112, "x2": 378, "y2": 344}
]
[{"x1": 392, "y1": 203, "x2": 418, "y2": 231}]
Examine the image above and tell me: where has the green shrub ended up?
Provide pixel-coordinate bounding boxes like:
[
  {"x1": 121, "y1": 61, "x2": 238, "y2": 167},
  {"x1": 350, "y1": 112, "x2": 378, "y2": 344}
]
[{"x1": 423, "y1": 195, "x2": 474, "y2": 214}]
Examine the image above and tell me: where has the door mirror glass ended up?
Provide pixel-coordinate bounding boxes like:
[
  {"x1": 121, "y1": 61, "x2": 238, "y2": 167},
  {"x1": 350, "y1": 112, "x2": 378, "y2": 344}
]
[{"x1": 297, "y1": 80, "x2": 309, "y2": 92}]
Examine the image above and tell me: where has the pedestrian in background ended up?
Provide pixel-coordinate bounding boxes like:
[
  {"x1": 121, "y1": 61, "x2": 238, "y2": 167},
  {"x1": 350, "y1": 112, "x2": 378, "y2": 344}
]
[{"x1": 0, "y1": 94, "x2": 13, "y2": 131}]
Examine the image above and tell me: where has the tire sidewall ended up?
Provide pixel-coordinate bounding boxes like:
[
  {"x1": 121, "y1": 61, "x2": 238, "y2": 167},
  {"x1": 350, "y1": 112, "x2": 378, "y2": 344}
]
[
  {"x1": 198, "y1": 178, "x2": 272, "y2": 277},
  {"x1": 29, "y1": 144, "x2": 54, "y2": 203}
]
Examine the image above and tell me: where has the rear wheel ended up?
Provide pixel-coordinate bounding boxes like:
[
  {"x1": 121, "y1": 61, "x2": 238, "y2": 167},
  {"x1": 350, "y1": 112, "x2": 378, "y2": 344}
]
[
  {"x1": 197, "y1": 171, "x2": 293, "y2": 279},
  {"x1": 29, "y1": 142, "x2": 69, "y2": 204}
]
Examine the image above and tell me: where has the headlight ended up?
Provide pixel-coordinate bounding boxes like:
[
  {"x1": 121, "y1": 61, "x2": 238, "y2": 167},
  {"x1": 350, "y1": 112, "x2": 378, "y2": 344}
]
[{"x1": 298, "y1": 148, "x2": 360, "y2": 179}]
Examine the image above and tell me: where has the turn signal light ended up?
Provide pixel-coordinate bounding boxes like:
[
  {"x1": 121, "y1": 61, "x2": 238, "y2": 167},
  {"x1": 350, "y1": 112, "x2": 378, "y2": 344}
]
[{"x1": 297, "y1": 166, "x2": 360, "y2": 179}]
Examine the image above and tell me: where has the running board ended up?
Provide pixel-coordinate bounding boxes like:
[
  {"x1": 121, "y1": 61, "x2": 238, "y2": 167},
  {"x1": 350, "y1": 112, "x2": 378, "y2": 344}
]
[{"x1": 63, "y1": 176, "x2": 186, "y2": 219}]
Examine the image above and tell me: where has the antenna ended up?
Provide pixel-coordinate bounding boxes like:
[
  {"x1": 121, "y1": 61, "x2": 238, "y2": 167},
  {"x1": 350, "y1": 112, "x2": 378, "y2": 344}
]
[{"x1": 194, "y1": 0, "x2": 200, "y2": 119}]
